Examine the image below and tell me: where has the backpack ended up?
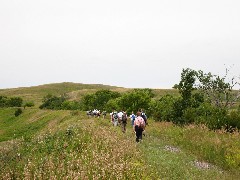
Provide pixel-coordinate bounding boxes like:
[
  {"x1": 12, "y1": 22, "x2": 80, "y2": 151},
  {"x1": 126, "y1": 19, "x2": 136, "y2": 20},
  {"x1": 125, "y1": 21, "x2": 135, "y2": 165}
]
[
  {"x1": 141, "y1": 113, "x2": 147, "y2": 121},
  {"x1": 113, "y1": 113, "x2": 118, "y2": 120},
  {"x1": 137, "y1": 117, "x2": 145, "y2": 129},
  {"x1": 132, "y1": 114, "x2": 135, "y2": 120},
  {"x1": 122, "y1": 114, "x2": 127, "y2": 123}
]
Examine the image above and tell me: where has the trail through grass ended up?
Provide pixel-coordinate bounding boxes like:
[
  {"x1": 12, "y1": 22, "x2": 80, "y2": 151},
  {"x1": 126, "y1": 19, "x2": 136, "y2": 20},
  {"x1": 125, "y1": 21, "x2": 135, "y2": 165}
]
[{"x1": 0, "y1": 111, "x2": 239, "y2": 179}]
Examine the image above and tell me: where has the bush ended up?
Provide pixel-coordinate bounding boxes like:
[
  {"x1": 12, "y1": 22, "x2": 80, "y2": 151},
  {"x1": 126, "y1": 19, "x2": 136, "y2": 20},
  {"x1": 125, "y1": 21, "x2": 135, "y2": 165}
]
[
  {"x1": 182, "y1": 107, "x2": 197, "y2": 124},
  {"x1": 195, "y1": 104, "x2": 228, "y2": 130},
  {"x1": 15, "y1": 108, "x2": 23, "y2": 117},
  {"x1": 0, "y1": 96, "x2": 8, "y2": 107},
  {"x1": 226, "y1": 110, "x2": 240, "y2": 131},
  {"x1": 117, "y1": 89, "x2": 151, "y2": 114},
  {"x1": 81, "y1": 90, "x2": 121, "y2": 111},
  {"x1": 61, "y1": 101, "x2": 81, "y2": 110},
  {"x1": 0, "y1": 96, "x2": 23, "y2": 107},
  {"x1": 150, "y1": 95, "x2": 176, "y2": 121},
  {"x1": 39, "y1": 94, "x2": 66, "y2": 110},
  {"x1": 105, "y1": 99, "x2": 119, "y2": 112},
  {"x1": 23, "y1": 101, "x2": 35, "y2": 109},
  {"x1": 8, "y1": 97, "x2": 23, "y2": 107}
]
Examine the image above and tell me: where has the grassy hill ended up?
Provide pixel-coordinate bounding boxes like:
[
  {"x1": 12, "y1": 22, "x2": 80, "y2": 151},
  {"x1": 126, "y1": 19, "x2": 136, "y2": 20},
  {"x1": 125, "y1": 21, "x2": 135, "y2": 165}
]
[
  {"x1": 1, "y1": 83, "x2": 238, "y2": 179},
  {"x1": 0, "y1": 82, "x2": 124, "y2": 105},
  {"x1": 0, "y1": 82, "x2": 178, "y2": 105}
]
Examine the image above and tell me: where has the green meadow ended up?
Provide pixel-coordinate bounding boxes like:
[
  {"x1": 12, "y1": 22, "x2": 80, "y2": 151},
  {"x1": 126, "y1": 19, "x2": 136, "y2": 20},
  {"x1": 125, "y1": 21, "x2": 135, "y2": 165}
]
[{"x1": 0, "y1": 83, "x2": 239, "y2": 179}]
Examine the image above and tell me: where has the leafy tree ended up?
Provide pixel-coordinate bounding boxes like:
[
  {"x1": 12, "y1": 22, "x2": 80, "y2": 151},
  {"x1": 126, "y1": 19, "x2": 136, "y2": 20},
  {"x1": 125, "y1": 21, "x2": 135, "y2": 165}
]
[
  {"x1": 172, "y1": 84, "x2": 179, "y2": 89},
  {"x1": 8, "y1": 97, "x2": 23, "y2": 107},
  {"x1": 81, "y1": 89, "x2": 121, "y2": 110},
  {"x1": 81, "y1": 94, "x2": 96, "y2": 110},
  {"x1": 94, "y1": 89, "x2": 121, "y2": 109},
  {"x1": 105, "y1": 99, "x2": 120, "y2": 112},
  {"x1": 172, "y1": 68, "x2": 197, "y2": 124},
  {"x1": 0, "y1": 96, "x2": 8, "y2": 107},
  {"x1": 196, "y1": 69, "x2": 240, "y2": 109},
  {"x1": 150, "y1": 95, "x2": 176, "y2": 121},
  {"x1": 117, "y1": 89, "x2": 151, "y2": 114},
  {"x1": 39, "y1": 94, "x2": 66, "y2": 110},
  {"x1": 178, "y1": 68, "x2": 197, "y2": 108}
]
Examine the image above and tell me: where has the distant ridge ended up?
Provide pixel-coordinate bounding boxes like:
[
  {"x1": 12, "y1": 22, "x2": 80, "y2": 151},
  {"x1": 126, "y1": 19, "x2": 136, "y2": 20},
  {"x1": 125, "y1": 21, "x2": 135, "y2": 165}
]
[
  {"x1": 0, "y1": 82, "x2": 177, "y2": 105},
  {"x1": 0, "y1": 82, "x2": 125, "y2": 105}
]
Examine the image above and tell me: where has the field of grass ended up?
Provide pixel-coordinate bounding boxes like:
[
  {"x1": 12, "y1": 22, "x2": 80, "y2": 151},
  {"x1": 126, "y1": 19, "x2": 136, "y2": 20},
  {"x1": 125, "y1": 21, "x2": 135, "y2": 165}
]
[
  {"x1": 0, "y1": 82, "x2": 176, "y2": 106},
  {"x1": 0, "y1": 82, "x2": 123, "y2": 105},
  {"x1": 0, "y1": 83, "x2": 239, "y2": 179},
  {"x1": 0, "y1": 107, "x2": 239, "y2": 179}
]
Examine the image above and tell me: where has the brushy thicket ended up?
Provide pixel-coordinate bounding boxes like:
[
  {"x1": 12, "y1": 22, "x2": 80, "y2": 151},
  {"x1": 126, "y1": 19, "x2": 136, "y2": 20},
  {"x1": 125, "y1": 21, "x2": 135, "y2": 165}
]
[
  {"x1": 151, "y1": 68, "x2": 240, "y2": 131},
  {"x1": 0, "y1": 96, "x2": 23, "y2": 107},
  {"x1": 39, "y1": 89, "x2": 153, "y2": 114},
  {"x1": 38, "y1": 68, "x2": 240, "y2": 132}
]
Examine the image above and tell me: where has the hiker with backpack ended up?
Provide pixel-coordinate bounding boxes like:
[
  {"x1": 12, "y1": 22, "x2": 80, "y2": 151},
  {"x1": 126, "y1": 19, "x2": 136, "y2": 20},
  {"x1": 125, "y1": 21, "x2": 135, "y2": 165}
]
[
  {"x1": 102, "y1": 110, "x2": 107, "y2": 119},
  {"x1": 121, "y1": 112, "x2": 128, "y2": 133},
  {"x1": 140, "y1": 109, "x2": 148, "y2": 126},
  {"x1": 112, "y1": 110, "x2": 119, "y2": 126},
  {"x1": 130, "y1": 111, "x2": 136, "y2": 126},
  {"x1": 117, "y1": 110, "x2": 123, "y2": 125},
  {"x1": 133, "y1": 111, "x2": 145, "y2": 142}
]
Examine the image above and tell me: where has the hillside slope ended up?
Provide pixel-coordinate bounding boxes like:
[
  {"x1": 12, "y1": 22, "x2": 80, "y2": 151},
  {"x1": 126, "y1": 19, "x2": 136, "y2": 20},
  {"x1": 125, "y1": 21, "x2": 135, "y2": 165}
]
[
  {"x1": 0, "y1": 108, "x2": 239, "y2": 179},
  {"x1": 0, "y1": 82, "x2": 124, "y2": 105},
  {"x1": 0, "y1": 82, "x2": 178, "y2": 105}
]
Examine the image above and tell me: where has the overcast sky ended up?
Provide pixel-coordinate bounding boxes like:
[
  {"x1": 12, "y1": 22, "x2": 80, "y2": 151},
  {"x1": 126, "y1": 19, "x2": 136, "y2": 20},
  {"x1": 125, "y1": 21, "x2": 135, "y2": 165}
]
[{"x1": 1, "y1": 0, "x2": 240, "y2": 89}]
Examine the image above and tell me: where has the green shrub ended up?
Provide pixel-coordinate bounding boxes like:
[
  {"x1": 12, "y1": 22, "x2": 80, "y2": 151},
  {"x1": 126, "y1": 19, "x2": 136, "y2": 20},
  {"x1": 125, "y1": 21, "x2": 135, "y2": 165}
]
[
  {"x1": 150, "y1": 95, "x2": 176, "y2": 121},
  {"x1": 226, "y1": 110, "x2": 240, "y2": 131},
  {"x1": 8, "y1": 97, "x2": 23, "y2": 107},
  {"x1": 0, "y1": 96, "x2": 23, "y2": 107},
  {"x1": 182, "y1": 107, "x2": 197, "y2": 124},
  {"x1": 105, "y1": 99, "x2": 119, "y2": 112},
  {"x1": 23, "y1": 101, "x2": 35, "y2": 109},
  {"x1": 61, "y1": 101, "x2": 81, "y2": 110},
  {"x1": 14, "y1": 108, "x2": 23, "y2": 117},
  {"x1": 39, "y1": 94, "x2": 66, "y2": 110},
  {"x1": 117, "y1": 89, "x2": 151, "y2": 114},
  {"x1": 81, "y1": 89, "x2": 121, "y2": 111}
]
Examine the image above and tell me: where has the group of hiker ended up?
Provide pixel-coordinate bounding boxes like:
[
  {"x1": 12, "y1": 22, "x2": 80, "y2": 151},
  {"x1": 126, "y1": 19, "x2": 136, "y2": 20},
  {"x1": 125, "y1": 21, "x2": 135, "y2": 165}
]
[
  {"x1": 86, "y1": 108, "x2": 148, "y2": 142},
  {"x1": 110, "y1": 109, "x2": 148, "y2": 142},
  {"x1": 86, "y1": 109, "x2": 107, "y2": 118}
]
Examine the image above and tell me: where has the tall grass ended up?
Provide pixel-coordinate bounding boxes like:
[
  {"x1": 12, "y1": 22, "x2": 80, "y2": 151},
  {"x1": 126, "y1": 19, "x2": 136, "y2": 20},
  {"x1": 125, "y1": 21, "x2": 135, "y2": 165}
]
[
  {"x1": 0, "y1": 115, "x2": 155, "y2": 179},
  {"x1": 142, "y1": 120, "x2": 240, "y2": 179},
  {"x1": 1, "y1": 109, "x2": 239, "y2": 179}
]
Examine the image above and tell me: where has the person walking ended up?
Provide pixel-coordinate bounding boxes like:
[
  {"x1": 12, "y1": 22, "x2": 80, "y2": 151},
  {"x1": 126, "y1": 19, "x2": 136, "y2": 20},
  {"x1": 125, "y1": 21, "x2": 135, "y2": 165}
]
[
  {"x1": 112, "y1": 110, "x2": 119, "y2": 127},
  {"x1": 117, "y1": 110, "x2": 123, "y2": 126},
  {"x1": 130, "y1": 111, "x2": 136, "y2": 126},
  {"x1": 121, "y1": 112, "x2": 128, "y2": 133},
  {"x1": 133, "y1": 111, "x2": 145, "y2": 142}
]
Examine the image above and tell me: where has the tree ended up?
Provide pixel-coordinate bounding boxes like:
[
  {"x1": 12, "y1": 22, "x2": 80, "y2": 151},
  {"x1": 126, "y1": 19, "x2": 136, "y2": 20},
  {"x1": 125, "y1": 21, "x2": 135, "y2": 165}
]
[
  {"x1": 8, "y1": 97, "x2": 23, "y2": 107},
  {"x1": 196, "y1": 69, "x2": 240, "y2": 109},
  {"x1": 178, "y1": 68, "x2": 197, "y2": 108},
  {"x1": 0, "y1": 96, "x2": 8, "y2": 107},
  {"x1": 150, "y1": 95, "x2": 176, "y2": 121},
  {"x1": 39, "y1": 94, "x2": 66, "y2": 109},
  {"x1": 117, "y1": 89, "x2": 151, "y2": 114},
  {"x1": 81, "y1": 89, "x2": 121, "y2": 110},
  {"x1": 171, "y1": 68, "x2": 197, "y2": 124}
]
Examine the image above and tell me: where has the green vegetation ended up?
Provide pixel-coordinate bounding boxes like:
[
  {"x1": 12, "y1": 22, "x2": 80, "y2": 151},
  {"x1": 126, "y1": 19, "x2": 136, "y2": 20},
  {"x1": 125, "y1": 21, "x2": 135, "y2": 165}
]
[
  {"x1": 0, "y1": 82, "x2": 122, "y2": 106},
  {"x1": 151, "y1": 68, "x2": 240, "y2": 130},
  {"x1": 0, "y1": 96, "x2": 23, "y2": 107},
  {"x1": 0, "y1": 110, "x2": 239, "y2": 179},
  {"x1": 0, "y1": 66, "x2": 240, "y2": 179}
]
